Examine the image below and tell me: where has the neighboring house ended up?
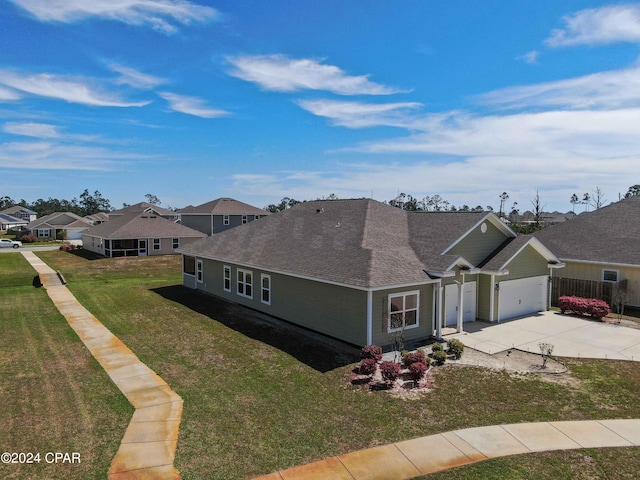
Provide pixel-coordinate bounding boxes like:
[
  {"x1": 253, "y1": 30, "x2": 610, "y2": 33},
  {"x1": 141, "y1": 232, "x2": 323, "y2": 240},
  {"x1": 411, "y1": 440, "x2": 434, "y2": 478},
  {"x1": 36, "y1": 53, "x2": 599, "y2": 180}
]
[
  {"x1": 84, "y1": 212, "x2": 110, "y2": 225},
  {"x1": 26, "y1": 212, "x2": 92, "y2": 240},
  {"x1": 82, "y1": 212, "x2": 206, "y2": 257},
  {"x1": 535, "y1": 196, "x2": 640, "y2": 307},
  {"x1": 108, "y1": 202, "x2": 177, "y2": 220},
  {"x1": 178, "y1": 199, "x2": 562, "y2": 348},
  {"x1": 0, "y1": 206, "x2": 37, "y2": 223},
  {"x1": 0, "y1": 213, "x2": 28, "y2": 231},
  {"x1": 177, "y1": 197, "x2": 269, "y2": 235}
]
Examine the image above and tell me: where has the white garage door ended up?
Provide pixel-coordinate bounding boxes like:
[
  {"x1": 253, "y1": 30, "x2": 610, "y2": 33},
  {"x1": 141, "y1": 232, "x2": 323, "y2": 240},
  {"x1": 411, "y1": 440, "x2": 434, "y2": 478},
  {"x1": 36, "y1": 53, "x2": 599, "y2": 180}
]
[
  {"x1": 65, "y1": 228, "x2": 85, "y2": 240},
  {"x1": 499, "y1": 276, "x2": 547, "y2": 320}
]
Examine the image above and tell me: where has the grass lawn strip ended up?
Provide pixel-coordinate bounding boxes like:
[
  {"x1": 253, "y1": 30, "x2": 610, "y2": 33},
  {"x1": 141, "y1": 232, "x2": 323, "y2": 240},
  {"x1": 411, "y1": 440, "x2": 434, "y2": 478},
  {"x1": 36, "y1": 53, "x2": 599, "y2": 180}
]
[
  {"x1": 37, "y1": 251, "x2": 640, "y2": 480},
  {"x1": 0, "y1": 253, "x2": 132, "y2": 480}
]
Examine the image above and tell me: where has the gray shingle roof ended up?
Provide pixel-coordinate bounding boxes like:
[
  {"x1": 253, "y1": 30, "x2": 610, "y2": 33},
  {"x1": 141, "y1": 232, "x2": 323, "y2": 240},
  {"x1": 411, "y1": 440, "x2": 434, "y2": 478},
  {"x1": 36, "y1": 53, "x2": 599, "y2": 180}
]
[
  {"x1": 534, "y1": 196, "x2": 640, "y2": 266},
  {"x1": 179, "y1": 199, "x2": 497, "y2": 289},
  {"x1": 85, "y1": 213, "x2": 206, "y2": 239},
  {"x1": 177, "y1": 197, "x2": 268, "y2": 216},
  {"x1": 110, "y1": 202, "x2": 176, "y2": 217}
]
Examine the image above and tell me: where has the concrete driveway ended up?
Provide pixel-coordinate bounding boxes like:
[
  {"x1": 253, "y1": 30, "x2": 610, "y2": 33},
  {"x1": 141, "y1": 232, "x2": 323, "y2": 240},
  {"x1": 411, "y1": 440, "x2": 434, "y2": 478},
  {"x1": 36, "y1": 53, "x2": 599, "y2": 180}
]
[{"x1": 455, "y1": 311, "x2": 640, "y2": 361}]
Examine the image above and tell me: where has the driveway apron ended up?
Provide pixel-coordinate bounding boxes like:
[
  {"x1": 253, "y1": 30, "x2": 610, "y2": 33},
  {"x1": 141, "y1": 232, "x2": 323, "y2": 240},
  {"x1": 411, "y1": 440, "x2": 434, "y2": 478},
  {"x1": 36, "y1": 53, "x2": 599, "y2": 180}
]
[{"x1": 22, "y1": 252, "x2": 183, "y2": 480}]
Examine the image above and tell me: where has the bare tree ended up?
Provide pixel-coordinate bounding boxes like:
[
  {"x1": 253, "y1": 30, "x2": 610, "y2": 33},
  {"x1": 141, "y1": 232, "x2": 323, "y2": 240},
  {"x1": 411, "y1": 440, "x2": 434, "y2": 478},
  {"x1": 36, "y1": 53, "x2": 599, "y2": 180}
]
[
  {"x1": 589, "y1": 187, "x2": 607, "y2": 210},
  {"x1": 498, "y1": 192, "x2": 509, "y2": 218},
  {"x1": 531, "y1": 190, "x2": 546, "y2": 228}
]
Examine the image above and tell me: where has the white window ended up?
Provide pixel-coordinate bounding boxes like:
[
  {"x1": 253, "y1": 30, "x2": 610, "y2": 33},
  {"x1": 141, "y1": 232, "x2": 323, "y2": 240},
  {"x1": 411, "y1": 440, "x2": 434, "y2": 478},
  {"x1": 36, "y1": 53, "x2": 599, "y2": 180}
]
[
  {"x1": 223, "y1": 215, "x2": 229, "y2": 225},
  {"x1": 172, "y1": 238, "x2": 179, "y2": 249},
  {"x1": 388, "y1": 291, "x2": 419, "y2": 332},
  {"x1": 603, "y1": 269, "x2": 619, "y2": 282},
  {"x1": 37, "y1": 229, "x2": 50, "y2": 238},
  {"x1": 261, "y1": 274, "x2": 271, "y2": 305},
  {"x1": 196, "y1": 259, "x2": 203, "y2": 283},
  {"x1": 237, "y1": 269, "x2": 253, "y2": 299},
  {"x1": 153, "y1": 238, "x2": 160, "y2": 250},
  {"x1": 223, "y1": 265, "x2": 231, "y2": 292},
  {"x1": 242, "y1": 215, "x2": 248, "y2": 224}
]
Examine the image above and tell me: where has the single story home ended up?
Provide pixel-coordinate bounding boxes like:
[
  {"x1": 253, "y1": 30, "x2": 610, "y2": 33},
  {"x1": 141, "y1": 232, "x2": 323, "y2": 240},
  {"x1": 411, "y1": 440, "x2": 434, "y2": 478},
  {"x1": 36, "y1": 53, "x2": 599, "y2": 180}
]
[
  {"x1": 0, "y1": 212, "x2": 28, "y2": 232},
  {"x1": 535, "y1": 195, "x2": 640, "y2": 308},
  {"x1": 83, "y1": 212, "x2": 206, "y2": 257},
  {"x1": 0, "y1": 206, "x2": 37, "y2": 223},
  {"x1": 177, "y1": 197, "x2": 269, "y2": 235},
  {"x1": 178, "y1": 199, "x2": 562, "y2": 348},
  {"x1": 26, "y1": 212, "x2": 92, "y2": 240}
]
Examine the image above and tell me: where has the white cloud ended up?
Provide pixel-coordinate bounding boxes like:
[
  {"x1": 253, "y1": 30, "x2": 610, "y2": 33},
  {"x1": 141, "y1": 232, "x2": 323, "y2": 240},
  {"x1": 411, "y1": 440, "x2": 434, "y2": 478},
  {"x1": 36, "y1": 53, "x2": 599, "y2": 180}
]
[
  {"x1": 159, "y1": 92, "x2": 230, "y2": 118},
  {"x1": 9, "y1": 0, "x2": 217, "y2": 34},
  {"x1": 0, "y1": 141, "x2": 144, "y2": 170},
  {"x1": 227, "y1": 54, "x2": 404, "y2": 95},
  {"x1": 546, "y1": 4, "x2": 640, "y2": 47},
  {"x1": 0, "y1": 70, "x2": 149, "y2": 107},
  {"x1": 296, "y1": 99, "x2": 423, "y2": 128},
  {"x1": 108, "y1": 64, "x2": 166, "y2": 89},
  {"x1": 3, "y1": 122, "x2": 61, "y2": 138},
  {"x1": 477, "y1": 66, "x2": 640, "y2": 110},
  {"x1": 517, "y1": 50, "x2": 540, "y2": 64},
  {"x1": 0, "y1": 87, "x2": 21, "y2": 101}
]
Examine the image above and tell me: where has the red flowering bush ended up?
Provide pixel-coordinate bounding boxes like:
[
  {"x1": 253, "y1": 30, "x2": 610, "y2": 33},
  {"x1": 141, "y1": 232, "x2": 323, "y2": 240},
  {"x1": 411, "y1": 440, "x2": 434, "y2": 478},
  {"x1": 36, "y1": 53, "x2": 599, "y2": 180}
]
[
  {"x1": 359, "y1": 359, "x2": 377, "y2": 376},
  {"x1": 559, "y1": 296, "x2": 610, "y2": 320},
  {"x1": 408, "y1": 361, "x2": 428, "y2": 382},
  {"x1": 402, "y1": 350, "x2": 427, "y2": 368},
  {"x1": 361, "y1": 345, "x2": 383, "y2": 361},
  {"x1": 379, "y1": 361, "x2": 401, "y2": 383}
]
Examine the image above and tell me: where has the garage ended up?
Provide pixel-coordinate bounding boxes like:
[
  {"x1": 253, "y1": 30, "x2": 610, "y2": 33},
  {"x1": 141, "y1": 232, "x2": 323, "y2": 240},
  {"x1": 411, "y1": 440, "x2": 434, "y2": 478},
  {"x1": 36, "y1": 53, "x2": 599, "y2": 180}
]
[{"x1": 498, "y1": 275, "x2": 547, "y2": 321}]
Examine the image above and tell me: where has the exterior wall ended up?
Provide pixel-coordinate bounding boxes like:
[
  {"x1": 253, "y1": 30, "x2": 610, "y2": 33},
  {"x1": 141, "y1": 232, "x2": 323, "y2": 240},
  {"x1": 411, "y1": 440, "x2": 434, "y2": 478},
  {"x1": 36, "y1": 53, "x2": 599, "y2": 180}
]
[
  {"x1": 477, "y1": 274, "x2": 494, "y2": 321},
  {"x1": 371, "y1": 283, "x2": 435, "y2": 347},
  {"x1": 499, "y1": 245, "x2": 550, "y2": 281},
  {"x1": 180, "y1": 215, "x2": 213, "y2": 235},
  {"x1": 212, "y1": 215, "x2": 259, "y2": 234},
  {"x1": 82, "y1": 235, "x2": 105, "y2": 255},
  {"x1": 560, "y1": 261, "x2": 640, "y2": 307},
  {"x1": 448, "y1": 221, "x2": 509, "y2": 266},
  {"x1": 148, "y1": 236, "x2": 203, "y2": 256},
  {"x1": 188, "y1": 257, "x2": 369, "y2": 346}
]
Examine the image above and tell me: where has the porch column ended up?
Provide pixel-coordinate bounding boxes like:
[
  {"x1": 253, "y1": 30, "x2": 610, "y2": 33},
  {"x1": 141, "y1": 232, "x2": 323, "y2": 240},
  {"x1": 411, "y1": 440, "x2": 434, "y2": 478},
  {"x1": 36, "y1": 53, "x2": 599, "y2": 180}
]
[
  {"x1": 457, "y1": 278, "x2": 464, "y2": 334},
  {"x1": 436, "y1": 281, "x2": 443, "y2": 340},
  {"x1": 366, "y1": 290, "x2": 373, "y2": 346},
  {"x1": 489, "y1": 274, "x2": 495, "y2": 322}
]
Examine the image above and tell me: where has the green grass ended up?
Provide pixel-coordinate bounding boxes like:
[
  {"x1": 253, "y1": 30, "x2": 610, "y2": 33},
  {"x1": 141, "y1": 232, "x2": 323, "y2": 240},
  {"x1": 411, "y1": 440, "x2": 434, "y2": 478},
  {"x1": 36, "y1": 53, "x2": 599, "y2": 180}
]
[
  {"x1": 7, "y1": 251, "x2": 640, "y2": 479},
  {"x1": 0, "y1": 252, "x2": 132, "y2": 480}
]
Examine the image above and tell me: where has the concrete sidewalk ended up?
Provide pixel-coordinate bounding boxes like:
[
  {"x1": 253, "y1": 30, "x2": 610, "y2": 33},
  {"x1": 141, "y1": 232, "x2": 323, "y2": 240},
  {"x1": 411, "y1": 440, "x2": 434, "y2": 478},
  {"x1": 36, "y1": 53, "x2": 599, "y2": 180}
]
[
  {"x1": 453, "y1": 311, "x2": 640, "y2": 361},
  {"x1": 255, "y1": 419, "x2": 640, "y2": 480},
  {"x1": 23, "y1": 252, "x2": 183, "y2": 480}
]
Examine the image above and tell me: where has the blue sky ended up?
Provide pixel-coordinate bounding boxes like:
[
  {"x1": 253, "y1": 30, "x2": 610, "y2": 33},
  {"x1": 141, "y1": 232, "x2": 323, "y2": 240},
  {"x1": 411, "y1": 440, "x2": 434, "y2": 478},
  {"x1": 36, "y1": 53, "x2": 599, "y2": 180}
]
[{"x1": 1, "y1": 1, "x2": 639, "y2": 212}]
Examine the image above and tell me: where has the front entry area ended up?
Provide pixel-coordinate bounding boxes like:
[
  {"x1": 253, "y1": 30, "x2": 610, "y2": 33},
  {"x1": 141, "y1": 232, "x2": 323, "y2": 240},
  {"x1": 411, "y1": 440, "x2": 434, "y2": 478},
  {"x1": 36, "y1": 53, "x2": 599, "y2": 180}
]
[{"x1": 444, "y1": 281, "x2": 477, "y2": 328}]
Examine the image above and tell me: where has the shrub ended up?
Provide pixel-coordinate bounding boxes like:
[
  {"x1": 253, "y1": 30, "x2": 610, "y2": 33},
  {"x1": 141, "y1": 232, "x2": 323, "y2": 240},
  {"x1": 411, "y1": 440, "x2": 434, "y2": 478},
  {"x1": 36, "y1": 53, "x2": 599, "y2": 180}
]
[
  {"x1": 361, "y1": 345, "x2": 383, "y2": 361},
  {"x1": 408, "y1": 361, "x2": 428, "y2": 382},
  {"x1": 379, "y1": 361, "x2": 401, "y2": 383},
  {"x1": 447, "y1": 338, "x2": 465, "y2": 359},
  {"x1": 431, "y1": 342, "x2": 444, "y2": 353},
  {"x1": 359, "y1": 359, "x2": 377, "y2": 376},
  {"x1": 559, "y1": 296, "x2": 611, "y2": 320},
  {"x1": 402, "y1": 350, "x2": 427, "y2": 368},
  {"x1": 432, "y1": 350, "x2": 447, "y2": 366},
  {"x1": 20, "y1": 233, "x2": 37, "y2": 243}
]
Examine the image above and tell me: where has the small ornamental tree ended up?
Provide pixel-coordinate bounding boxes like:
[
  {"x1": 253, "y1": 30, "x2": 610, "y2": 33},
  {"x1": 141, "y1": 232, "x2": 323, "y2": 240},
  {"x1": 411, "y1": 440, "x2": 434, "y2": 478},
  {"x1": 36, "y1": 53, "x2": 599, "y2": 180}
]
[
  {"x1": 408, "y1": 361, "x2": 428, "y2": 382},
  {"x1": 359, "y1": 359, "x2": 377, "y2": 376},
  {"x1": 447, "y1": 338, "x2": 465, "y2": 359},
  {"x1": 379, "y1": 361, "x2": 401, "y2": 384},
  {"x1": 402, "y1": 350, "x2": 427, "y2": 368},
  {"x1": 361, "y1": 345, "x2": 383, "y2": 361}
]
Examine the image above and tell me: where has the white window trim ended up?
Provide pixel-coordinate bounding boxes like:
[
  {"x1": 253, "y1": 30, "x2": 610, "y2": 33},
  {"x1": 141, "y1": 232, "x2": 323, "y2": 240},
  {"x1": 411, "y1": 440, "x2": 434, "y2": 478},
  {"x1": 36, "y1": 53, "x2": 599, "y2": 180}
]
[
  {"x1": 387, "y1": 290, "x2": 420, "y2": 333},
  {"x1": 223, "y1": 265, "x2": 231, "y2": 292},
  {"x1": 602, "y1": 269, "x2": 620, "y2": 282},
  {"x1": 223, "y1": 214, "x2": 230, "y2": 225},
  {"x1": 261, "y1": 273, "x2": 271, "y2": 305},
  {"x1": 242, "y1": 215, "x2": 248, "y2": 224},
  {"x1": 237, "y1": 268, "x2": 253, "y2": 299},
  {"x1": 196, "y1": 259, "x2": 203, "y2": 283},
  {"x1": 172, "y1": 238, "x2": 179, "y2": 249},
  {"x1": 153, "y1": 238, "x2": 161, "y2": 250}
]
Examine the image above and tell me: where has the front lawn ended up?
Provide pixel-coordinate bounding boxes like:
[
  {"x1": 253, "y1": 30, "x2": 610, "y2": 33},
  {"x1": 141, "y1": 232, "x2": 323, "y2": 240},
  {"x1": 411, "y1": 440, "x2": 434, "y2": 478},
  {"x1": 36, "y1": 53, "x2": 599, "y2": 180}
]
[{"x1": 12, "y1": 252, "x2": 640, "y2": 479}]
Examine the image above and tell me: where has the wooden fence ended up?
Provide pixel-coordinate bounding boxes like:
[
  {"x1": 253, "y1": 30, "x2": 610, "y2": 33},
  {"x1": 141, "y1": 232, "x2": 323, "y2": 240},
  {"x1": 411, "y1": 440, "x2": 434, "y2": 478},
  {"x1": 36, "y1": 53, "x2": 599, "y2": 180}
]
[{"x1": 551, "y1": 277, "x2": 627, "y2": 307}]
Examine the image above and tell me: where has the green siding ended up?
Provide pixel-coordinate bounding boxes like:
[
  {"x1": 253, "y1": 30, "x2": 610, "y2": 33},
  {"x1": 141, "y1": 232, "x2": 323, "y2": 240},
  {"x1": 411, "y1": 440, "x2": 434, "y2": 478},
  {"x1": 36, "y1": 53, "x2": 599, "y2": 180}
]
[
  {"x1": 501, "y1": 245, "x2": 550, "y2": 280},
  {"x1": 448, "y1": 221, "x2": 509, "y2": 266},
  {"x1": 196, "y1": 258, "x2": 368, "y2": 346},
  {"x1": 371, "y1": 284, "x2": 435, "y2": 347},
  {"x1": 477, "y1": 275, "x2": 494, "y2": 321}
]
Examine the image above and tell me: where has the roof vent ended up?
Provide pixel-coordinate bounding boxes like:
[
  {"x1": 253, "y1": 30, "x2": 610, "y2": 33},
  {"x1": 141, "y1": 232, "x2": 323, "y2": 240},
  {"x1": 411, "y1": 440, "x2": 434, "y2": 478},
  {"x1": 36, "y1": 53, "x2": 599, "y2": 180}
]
[{"x1": 316, "y1": 208, "x2": 324, "y2": 214}]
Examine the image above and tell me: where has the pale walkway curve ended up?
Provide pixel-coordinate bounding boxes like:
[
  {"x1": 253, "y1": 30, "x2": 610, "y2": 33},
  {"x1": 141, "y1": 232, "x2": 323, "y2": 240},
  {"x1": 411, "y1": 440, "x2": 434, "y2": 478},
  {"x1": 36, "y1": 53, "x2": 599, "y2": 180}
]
[
  {"x1": 255, "y1": 418, "x2": 640, "y2": 480},
  {"x1": 22, "y1": 252, "x2": 183, "y2": 480}
]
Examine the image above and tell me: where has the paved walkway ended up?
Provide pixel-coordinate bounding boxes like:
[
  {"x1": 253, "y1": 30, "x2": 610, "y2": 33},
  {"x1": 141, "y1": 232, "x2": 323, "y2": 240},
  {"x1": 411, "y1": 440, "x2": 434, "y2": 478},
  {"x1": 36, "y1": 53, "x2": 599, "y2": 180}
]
[
  {"x1": 255, "y1": 419, "x2": 640, "y2": 480},
  {"x1": 452, "y1": 311, "x2": 640, "y2": 361},
  {"x1": 23, "y1": 252, "x2": 183, "y2": 480}
]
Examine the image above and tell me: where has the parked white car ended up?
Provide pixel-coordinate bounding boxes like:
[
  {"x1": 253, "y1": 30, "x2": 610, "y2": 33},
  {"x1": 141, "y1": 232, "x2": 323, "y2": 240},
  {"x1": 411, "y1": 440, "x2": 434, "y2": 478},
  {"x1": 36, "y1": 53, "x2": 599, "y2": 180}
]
[{"x1": 0, "y1": 238, "x2": 22, "y2": 248}]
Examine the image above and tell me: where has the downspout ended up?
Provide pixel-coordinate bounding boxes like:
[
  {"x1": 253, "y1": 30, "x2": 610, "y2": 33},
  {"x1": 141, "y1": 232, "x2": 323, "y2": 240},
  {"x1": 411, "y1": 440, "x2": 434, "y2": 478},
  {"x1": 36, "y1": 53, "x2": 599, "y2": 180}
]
[{"x1": 366, "y1": 289, "x2": 373, "y2": 346}]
